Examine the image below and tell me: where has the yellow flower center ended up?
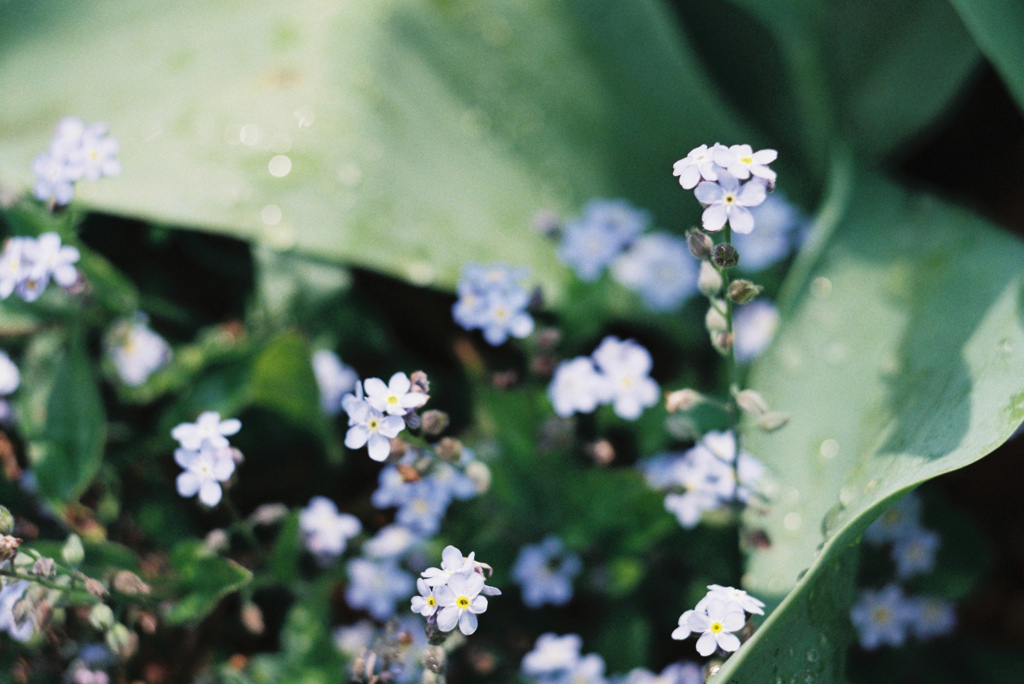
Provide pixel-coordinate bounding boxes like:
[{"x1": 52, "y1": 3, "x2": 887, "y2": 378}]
[
  {"x1": 368, "y1": 419, "x2": 379, "y2": 430},
  {"x1": 740, "y1": 155, "x2": 753, "y2": 165},
  {"x1": 427, "y1": 596, "x2": 436, "y2": 607},
  {"x1": 723, "y1": 193, "x2": 737, "y2": 205},
  {"x1": 456, "y1": 596, "x2": 471, "y2": 609},
  {"x1": 871, "y1": 607, "x2": 891, "y2": 624},
  {"x1": 710, "y1": 622, "x2": 723, "y2": 634},
  {"x1": 387, "y1": 395, "x2": 399, "y2": 404}
]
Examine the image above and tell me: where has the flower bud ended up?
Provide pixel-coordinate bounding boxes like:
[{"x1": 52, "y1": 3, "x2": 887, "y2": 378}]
[
  {"x1": 705, "y1": 303, "x2": 728, "y2": 333},
  {"x1": 88, "y1": 603, "x2": 115, "y2": 631},
  {"x1": 241, "y1": 602, "x2": 265, "y2": 635},
  {"x1": 420, "y1": 410, "x2": 450, "y2": 437},
  {"x1": 698, "y1": 261, "x2": 723, "y2": 297},
  {"x1": 434, "y1": 437, "x2": 463, "y2": 463},
  {"x1": 61, "y1": 534, "x2": 85, "y2": 566},
  {"x1": 665, "y1": 389, "x2": 703, "y2": 413},
  {"x1": 686, "y1": 228, "x2": 714, "y2": 260},
  {"x1": 423, "y1": 644, "x2": 447, "y2": 674},
  {"x1": 31, "y1": 557, "x2": 54, "y2": 578},
  {"x1": 735, "y1": 389, "x2": 769, "y2": 415},
  {"x1": 535, "y1": 327, "x2": 562, "y2": 350},
  {"x1": 712, "y1": 243, "x2": 739, "y2": 269},
  {"x1": 249, "y1": 503, "x2": 289, "y2": 526},
  {"x1": 112, "y1": 571, "x2": 151, "y2": 597},
  {"x1": 0, "y1": 535, "x2": 21, "y2": 563},
  {"x1": 712, "y1": 331, "x2": 734, "y2": 353},
  {"x1": 728, "y1": 279, "x2": 762, "y2": 304},
  {"x1": 204, "y1": 529, "x2": 229, "y2": 553},
  {"x1": 586, "y1": 440, "x2": 615, "y2": 466},
  {"x1": 0, "y1": 505, "x2": 13, "y2": 535},
  {"x1": 465, "y1": 461, "x2": 492, "y2": 494},
  {"x1": 105, "y1": 623, "x2": 139, "y2": 660},
  {"x1": 758, "y1": 411, "x2": 790, "y2": 432},
  {"x1": 409, "y1": 370, "x2": 430, "y2": 396}
]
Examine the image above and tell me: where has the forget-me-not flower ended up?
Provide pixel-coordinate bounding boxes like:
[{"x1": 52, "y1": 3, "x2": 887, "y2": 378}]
[
  {"x1": 344, "y1": 400, "x2": 406, "y2": 462},
  {"x1": 591, "y1": 337, "x2": 659, "y2": 420},
  {"x1": 452, "y1": 263, "x2": 535, "y2": 345},
  {"x1": 713, "y1": 144, "x2": 778, "y2": 183},
  {"x1": 0, "y1": 579, "x2": 33, "y2": 642},
  {"x1": 410, "y1": 578, "x2": 439, "y2": 617},
  {"x1": 512, "y1": 536, "x2": 581, "y2": 608},
  {"x1": 891, "y1": 528, "x2": 940, "y2": 578},
  {"x1": 174, "y1": 445, "x2": 235, "y2": 507},
  {"x1": 612, "y1": 233, "x2": 698, "y2": 311},
  {"x1": 421, "y1": 545, "x2": 476, "y2": 588},
  {"x1": 107, "y1": 318, "x2": 171, "y2": 387},
  {"x1": 345, "y1": 558, "x2": 415, "y2": 621},
  {"x1": 552, "y1": 653, "x2": 607, "y2": 684},
  {"x1": 672, "y1": 144, "x2": 725, "y2": 190},
  {"x1": 548, "y1": 357, "x2": 610, "y2": 418},
  {"x1": 395, "y1": 479, "x2": 449, "y2": 536},
  {"x1": 364, "y1": 524, "x2": 420, "y2": 559},
  {"x1": 557, "y1": 199, "x2": 648, "y2": 281},
  {"x1": 312, "y1": 350, "x2": 358, "y2": 416},
  {"x1": 364, "y1": 372, "x2": 428, "y2": 416},
  {"x1": 299, "y1": 496, "x2": 362, "y2": 562},
  {"x1": 68, "y1": 123, "x2": 122, "y2": 182},
  {"x1": 732, "y1": 300, "x2": 779, "y2": 363},
  {"x1": 865, "y1": 493, "x2": 922, "y2": 545},
  {"x1": 434, "y1": 571, "x2": 488, "y2": 635},
  {"x1": 906, "y1": 596, "x2": 956, "y2": 641},
  {"x1": 521, "y1": 632, "x2": 582, "y2": 677},
  {"x1": 694, "y1": 172, "x2": 768, "y2": 234},
  {"x1": 171, "y1": 411, "x2": 242, "y2": 451},
  {"x1": 732, "y1": 193, "x2": 805, "y2": 272},
  {"x1": 850, "y1": 584, "x2": 913, "y2": 650}
]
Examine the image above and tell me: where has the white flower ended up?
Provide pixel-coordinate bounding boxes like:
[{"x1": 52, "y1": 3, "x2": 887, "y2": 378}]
[
  {"x1": 344, "y1": 400, "x2": 405, "y2": 462},
  {"x1": 421, "y1": 545, "x2": 475, "y2": 588},
  {"x1": 410, "y1": 578, "x2": 439, "y2": 617},
  {"x1": 0, "y1": 238, "x2": 28, "y2": 299},
  {"x1": 312, "y1": 350, "x2": 358, "y2": 416},
  {"x1": 345, "y1": 558, "x2": 415, "y2": 621},
  {"x1": 713, "y1": 144, "x2": 777, "y2": 183},
  {"x1": 702, "y1": 430, "x2": 738, "y2": 463},
  {"x1": 333, "y1": 620, "x2": 376, "y2": 657},
  {"x1": 364, "y1": 524, "x2": 420, "y2": 559},
  {"x1": 591, "y1": 337, "x2": 659, "y2": 420},
  {"x1": 108, "y1": 319, "x2": 171, "y2": 387},
  {"x1": 733, "y1": 300, "x2": 779, "y2": 363},
  {"x1": 174, "y1": 445, "x2": 235, "y2": 507},
  {"x1": 68, "y1": 123, "x2": 121, "y2": 182},
  {"x1": 435, "y1": 572, "x2": 488, "y2": 635},
  {"x1": 171, "y1": 411, "x2": 242, "y2": 451},
  {"x1": 671, "y1": 610, "x2": 696, "y2": 640},
  {"x1": 364, "y1": 372, "x2": 428, "y2": 416},
  {"x1": 701, "y1": 585, "x2": 765, "y2": 616},
  {"x1": 850, "y1": 584, "x2": 913, "y2": 650},
  {"x1": 906, "y1": 596, "x2": 956, "y2": 641},
  {"x1": 672, "y1": 144, "x2": 724, "y2": 190},
  {"x1": 521, "y1": 633, "x2": 583, "y2": 677},
  {"x1": 688, "y1": 598, "x2": 745, "y2": 656},
  {"x1": 0, "y1": 351, "x2": 19, "y2": 396},
  {"x1": 548, "y1": 357, "x2": 610, "y2": 418},
  {"x1": 553, "y1": 653, "x2": 607, "y2": 684},
  {"x1": 664, "y1": 491, "x2": 721, "y2": 529},
  {"x1": 0, "y1": 579, "x2": 33, "y2": 642},
  {"x1": 299, "y1": 496, "x2": 362, "y2": 561},
  {"x1": 891, "y1": 528, "x2": 940, "y2": 578},
  {"x1": 693, "y1": 172, "x2": 767, "y2": 234},
  {"x1": 23, "y1": 232, "x2": 81, "y2": 289}
]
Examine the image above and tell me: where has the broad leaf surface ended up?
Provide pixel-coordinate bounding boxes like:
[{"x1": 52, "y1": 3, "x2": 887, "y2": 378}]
[
  {"x1": 948, "y1": 0, "x2": 1024, "y2": 111},
  {"x1": 717, "y1": 170, "x2": 1024, "y2": 681},
  {"x1": 0, "y1": 0, "x2": 749, "y2": 298},
  {"x1": 166, "y1": 540, "x2": 253, "y2": 624}
]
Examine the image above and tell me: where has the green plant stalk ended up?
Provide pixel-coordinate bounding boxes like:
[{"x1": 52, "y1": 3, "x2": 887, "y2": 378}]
[
  {"x1": 719, "y1": 225, "x2": 743, "y2": 496},
  {"x1": 0, "y1": 567, "x2": 84, "y2": 594}
]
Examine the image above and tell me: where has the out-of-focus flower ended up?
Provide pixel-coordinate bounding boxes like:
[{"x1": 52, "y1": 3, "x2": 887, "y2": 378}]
[
  {"x1": 333, "y1": 619, "x2": 376, "y2": 658},
  {"x1": 171, "y1": 411, "x2": 242, "y2": 451},
  {"x1": 558, "y1": 199, "x2": 648, "y2": 281},
  {"x1": 612, "y1": 233, "x2": 698, "y2": 311},
  {"x1": 552, "y1": 653, "x2": 607, "y2": 684},
  {"x1": 299, "y1": 496, "x2": 362, "y2": 562},
  {"x1": 905, "y1": 596, "x2": 956, "y2": 641},
  {"x1": 0, "y1": 578, "x2": 33, "y2": 641},
  {"x1": 732, "y1": 193, "x2": 805, "y2": 272},
  {"x1": 452, "y1": 263, "x2": 535, "y2": 346},
  {"x1": 850, "y1": 584, "x2": 913, "y2": 650},
  {"x1": 694, "y1": 172, "x2": 767, "y2": 234},
  {"x1": 512, "y1": 536, "x2": 581, "y2": 608},
  {"x1": 891, "y1": 528, "x2": 940, "y2": 578},
  {"x1": 107, "y1": 318, "x2": 171, "y2": 387},
  {"x1": 364, "y1": 524, "x2": 420, "y2": 559},
  {"x1": 732, "y1": 300, "x2": 779, "y2": 363},
  {"x1": 591, "y1": 337, "x2": 659, "y2": 420},
  {"x1": 548, "y1": 358, "x2": 609, "y2": 418},
  {"x1": 345, "y1": 558, "x2": 415, "y2": 621},
  {"x1": 865, "y1": 493, "x2": 923, "y2": 546},
  {"x1": 701, "y1": 585, "x2": 765, "y2": 616},
  {"x1": 521, "y1": 633, "x2": 583, "y2": 677},
  {"x1": 312, "y1": 350, "x2": 358, "y2": 416},
  {"x1": 0, "y1": 352, "x2": 19, "y2": 396},
  {"x1": 174, "y1": 445, "x2": 234, "y2": 507}
]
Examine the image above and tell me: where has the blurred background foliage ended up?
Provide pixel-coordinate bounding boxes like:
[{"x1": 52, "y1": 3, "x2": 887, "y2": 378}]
[{"x1": 0, "y1": 0, "x2": 1023, "y2": 683}]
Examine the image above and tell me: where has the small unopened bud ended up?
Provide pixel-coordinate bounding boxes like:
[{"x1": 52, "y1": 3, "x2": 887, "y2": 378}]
[
  {"x1": 88, "y1": 603, "x2": 115, "y2": 631},
  {"x1": 404, "y1": 411, "x2": 422, "y2": 430},
  {"x1": 223, "y1": 447, "x2": 245, "y2": 465},
  {"x1": 665, "y1": 389, "x2": 703, "y2": 413},
  {"x1": 434, "y1": 437, "x2": 463, "y2": 463},
  {"x1": 698, "y1": 261, "x2": 723, "y2": 297},
  {"x1": 533, "y1": 209, "x2": 561, "y2": 237},
  {"x1": 420, "y1": 410, "x2": 450, "y2": 437},
  {"x1": 248, "y1": 503, "x2": 289, "y2": 526},
  {"x1": 204, "y1": 529, "x2": 230, "y2": 553},
  {"x1": 712, "y1": 331, "x2": 734, "y2": 353},
  {"x1": 241, "y1": 602, "x2": 265, "y2": 635},
  {"x1": 735, "y1": 389, "x2": 769, "y2": 415},
  {"x1": 423, "y1": 643, "x2": 447, "y2": 673},
  {"x1": 491, "y1": 370, "x2": 519, "y2": 389},
  {"x1": 105, "y1": 623, "x2": 138, "y2": 660},
  {"x1": 396, "y1": 463, "x2": 421, "y2": 483},
  {"x1": 137, "y1": 611, "x2": 158, "y2": 634},
  {"x1": 0, "y1": 535, "x2": 21, "y2": 563},
  {"x1": 705, "y1": 303, "x2": 728, "y2": 333},
  {"x1": 112, "y1": 571, "x2": 151, "y2": 597},
  {"x1": 80, "y1": 573, "x2": 108, "y2": 598},
  {"x1": 587, "y1": 440, "x2": 615, "y2": 466},
  {"x1": 728, "y1": 279, "x2": 762, "y2": 304},
  {"x1": 0, "y1": 505, "x2": 13, "y2": 535},
  {"x1": 31, "y1": 557, "x2": 54, "y2": 578},
  {"x1": 686, "y1": 228, "x2": 714, "y2": 260},
  {"x1": 409, "y1": 370, "x2": 430, "y2": 396},
  {"x1": 61, "y1": 534, "x2": 85, "y2": 565},
  {"x1": 712, "y1": 243, "x2": 739, "y2": 269},
  {"x1": 465, "y1": 461, "x2": 491, "y2": 494},
  {"x1": 758, "y1": 411, "x2": 790, "y2": 432},
  {"x1": 535, "y1": 327, "x2": 562, "y2": 350}
]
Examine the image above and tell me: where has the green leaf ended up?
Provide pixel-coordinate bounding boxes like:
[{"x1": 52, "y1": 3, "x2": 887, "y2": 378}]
[
  {"x1": 166, "y1": 540, "x2": 253, "y2": 625},
  {"x1": 16, "y1": 330, "x2": 107, "y2": 505},
  {"x1": 948, "y1": 0, "x2": 1024, "y2": 111},
  {"x1": 0, "y1": 0, "x2": 749, "y2": 296},
  {"x1": 717, "y1": 169, "x2": 1024, "y2": 681},
  {"x1": 269, "y1": 512, "x2": 302, "y2": 587}
]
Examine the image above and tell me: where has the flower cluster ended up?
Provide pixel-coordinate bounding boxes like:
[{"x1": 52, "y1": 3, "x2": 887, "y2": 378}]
[
  {"x1": 32, "y1": 117, "x2": 121, "y2": 206},
  {"x1": 551, "y1": 199, "x2": 698, "y2": 312},
  {"x1": 511, "y1": 535, "x2": 581, "y2": 608},
  {"x1": 639, "y1": 430, "x2": 765, "y2": 528},
  {"x1": 312, "y1": 349, "x2": 359, "y2": 416},
  {"x1": 347, "y1": 557, "x2": 416, "y2": 621},
  {"x1": 0, "y1": 351, "x2": 19, "y2": 422},
  {"x1": 299, "y1": 496, "x2": 362, "y2": 563},
  {"x1": 672, "y1": 585, "x2": 764, "y2": 656},
  {"x1": 414, "y1": 545, "x2": 499, "y2": 636},
  {"x1": 731, "y1": 193, "x2": 808, "y2": 272},
  {"x1": 851, "y1": 493, "x2": 955, "y2": 649},
  {"x1": 335, "y1": 616, "x2": 426, "y2": 684},
  {"x1": 0, "y1": 577, "x2": 33, "y2": 642},
  {"x1": 521, "y1": 632, "x2": 702, "y2": 684},
  {"x1": 105, "y1": 317, "x2": 171, "y2": 387},
  {"x1": 452, "y1": 263, "x2": 535, "y2": 345},
  {"x1": 549, "y1": 336, "x2": 659, "y2": 420},
  {"x1": 170, "y1": 412, "x2": 242, "y2": 507},
  {"x1": 343, "y1": 372, "x2": 428, "y2": 461},
  {"x1": 372, "y1": 448, "x2": 481, "y2": 537},
  {"x1": 0, "y1": 232, "x2": 80, "y2": 302},
  {"x1": 674, "y1": 144, "x2": 776, "y2": 234}
]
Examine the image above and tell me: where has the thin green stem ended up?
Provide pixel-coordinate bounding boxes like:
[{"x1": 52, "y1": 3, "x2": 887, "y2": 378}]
[
  {"x1": 720, "y1": 226, "x2": 743, "y2": 501},
  {"x1": 0, "y1": 567, "x2": 81, "y2": 594},
  {"x1": 223, "y1": 497, "x2": 262, "y2": 553}
]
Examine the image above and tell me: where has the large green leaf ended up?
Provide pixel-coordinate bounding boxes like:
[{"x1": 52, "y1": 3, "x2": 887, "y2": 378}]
[
  {"x1": 948, "y1": 0, "x2": 1024, "y2": 111},
  {"x1": 0, "y1": 0, "x2": 749, "y2": 297},
  {"x1": 16, "y1": 330, "x2": 107, "y2": 506},
  {"x1": 717, "y1": 169, "x2": 1024, "y2": 681},
  {"x1": 165, "y1": 540, "x2": 253, "y2": 625}
]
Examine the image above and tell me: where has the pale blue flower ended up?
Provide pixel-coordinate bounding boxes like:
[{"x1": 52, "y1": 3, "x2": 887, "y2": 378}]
[
  {"x1": 612, "y1": 233, "x2": 698, "y2": 311},
  {"x1": 906, "y1": 596, "x2": 956, "y2": 641},
  {"x1": 558, "y1": 199, "x2": 648, "y2": 281},
  {"x1": 619, "y1": 662, "x2": 703, "y2": 684},
  {"x1": 364, "y1": 372, "x2": 427, "y2": 416},
  {"x1": 521, "y1": 633, "x2": 582, "y2": 678},
  {"x1": 364, "y1": 524, "x2": 421, "y2": 559},
  {"x1": 434, "y1": 571, "x2": 488, "y2": 635},
  {"x1": 0, "y1": 351, "x2": 19, "y2": 396},
  {"x1": 591, "y1": 337, "x2": 659, "y2": 420},
  {"x1": 312, "y1": 350, "x2": 358, "y2": 416},
  {"x1": 480, "y1": 288, "x2": 535, "y2": 346},
  {"x1": 891, "y1": 528, "x2": 940, "y2": 578},
  {"x1": 345, "y1": 558, "x2": 415, "y2": 621},
  {"x1": 395, "y1": 479, "x2": 449, "y2": 536},
  {"x1": 733, "y1": 193, "x2": 805, "y2": 272},
  {"x1": 548, "y1": 357, "x2": 611, "y2": 418},
  {"x1": 171, "y1": 411, "x2": 242, "y2": 451},
  {"x1": 0, "y1": 578, "x2": 33, "y2": 642},
  {"x1": 694, "y1": 172, "x2": 768, "y2": 234},
  {"x1": 174, "y1": 445, "x2": 235, "y2": 507},
  {"x1": 850, "y1": 584, "x2": 914, "y2": 650},
  {"x1": 344, "y1": 399, "x2": 406, "y2": 462},
  {"x1": 299, "y1": 496, "x2": 362, "y2": 562},
  {"x1": 732, "y1": 300, "x2": 779, "y2": 363},
  {"x1": 371, "y1": 464, "x2": 413, "y2": 509},
  {"x1": 68, "y1": 123, "x2": 121, "y2": 182},
  {"x1": 551, "y1": 653, "x2": 607, "y2": 684},
  {"x1": 107, "y1": 318, "x2": 171, "y2": 387},
  {"x1": 865, "y1": 493, "x2": 922, "y2": 546},
  {"x1": 32, "y1": 152, "x2": 76, "y2": 205},
  {"x1": 430, "y1": 462, "x2": 478, "y2": 502},
  {"x1": 452, "y1": 263, "x2": 534, "y2": 345},
  {"x1": 512, "y1": 536, "x2": 581, "y2": 608},
  {"x1": 0, "y1": 238, "x2": 29, "y2": 299}
]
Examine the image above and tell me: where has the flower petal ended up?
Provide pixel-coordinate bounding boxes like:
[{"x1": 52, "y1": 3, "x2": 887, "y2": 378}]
[
  {"x1": 367, "y1": 433, "x2": 391, "y2": 462},
  {"x1": 176, "y1": 472, "x2": 200, "y2": 497},
  {"x1": 344, "y1": 425, "x2": 369, "y2": 449},
  {"x1": 436, "y1": 606, "x2": 460, "y2": 632},
  {"x1": 198, "y1": 480, "x2": 223, "y2": 507},
  {"x1": 695, "y1": 632, "x2": 717, "y2": 656},
  {"x1": 388, "y1": 372, "x2": 411, "y2": 395},
  {"x1": 218, "y1": 418, "x2": 242, "y2": 436},
  {"x1": 693, "y1": 181, "x2": 723, "y2": 204},
  {"x1": 459, "y1": 610, "x2": 479, "y2": 635},
  {"x1": 363, "y1": 377, "x2": 389, "y2": 399},
  {"x1": 717, "y1": 631, "x2": 741, "y2": 652},
  {"x1": 702, "y1": 204, "x2": 728, "y2": 232},
  {"x1": 728, "y1": 206, "x2": 755, "y2": 234}
]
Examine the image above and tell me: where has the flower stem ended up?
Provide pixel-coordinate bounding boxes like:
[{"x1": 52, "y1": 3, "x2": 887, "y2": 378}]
[
  {"x1": 0, "y1": 567, "x2": 83, "y2": 594},
  {"x1": 223, "y1": 496, "x2": 262, "y2": 553},
  {"x1": 720, "y1": 226, "x2": 743, "y2": 500}
]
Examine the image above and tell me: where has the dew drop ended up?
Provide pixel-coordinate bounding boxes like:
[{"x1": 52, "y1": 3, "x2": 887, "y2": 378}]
[
  {"x1": 294, "y1": 106, "x2": 315, "y2": 128},
  {"x1": 1000, "y1": 338, "x2": 1014, "y2": 353},
  {"x1": 819, "y1": 439, "x2": 839, "y2": 460},
  {"x1": 268, "y1": 155, "x2": 292, "y2": 178},
  {"x1": 784, "y1": 512, "x2": 802, "y2": 530},
  {"x1": 839, "y1": 487, "x2": 856, "y2": 506},
  {"x1": 260, "y1": 204, "x2": 282, "y2": 226},
  {"x1": 239, "y1": 124, "x2": 261, "y2": 146},
  {"x1": 811, "y1": 277, "x2": 832, "y2": 298},
  {"x1": 806, "y1": 650, "x2": 818, "y2": 662}
]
